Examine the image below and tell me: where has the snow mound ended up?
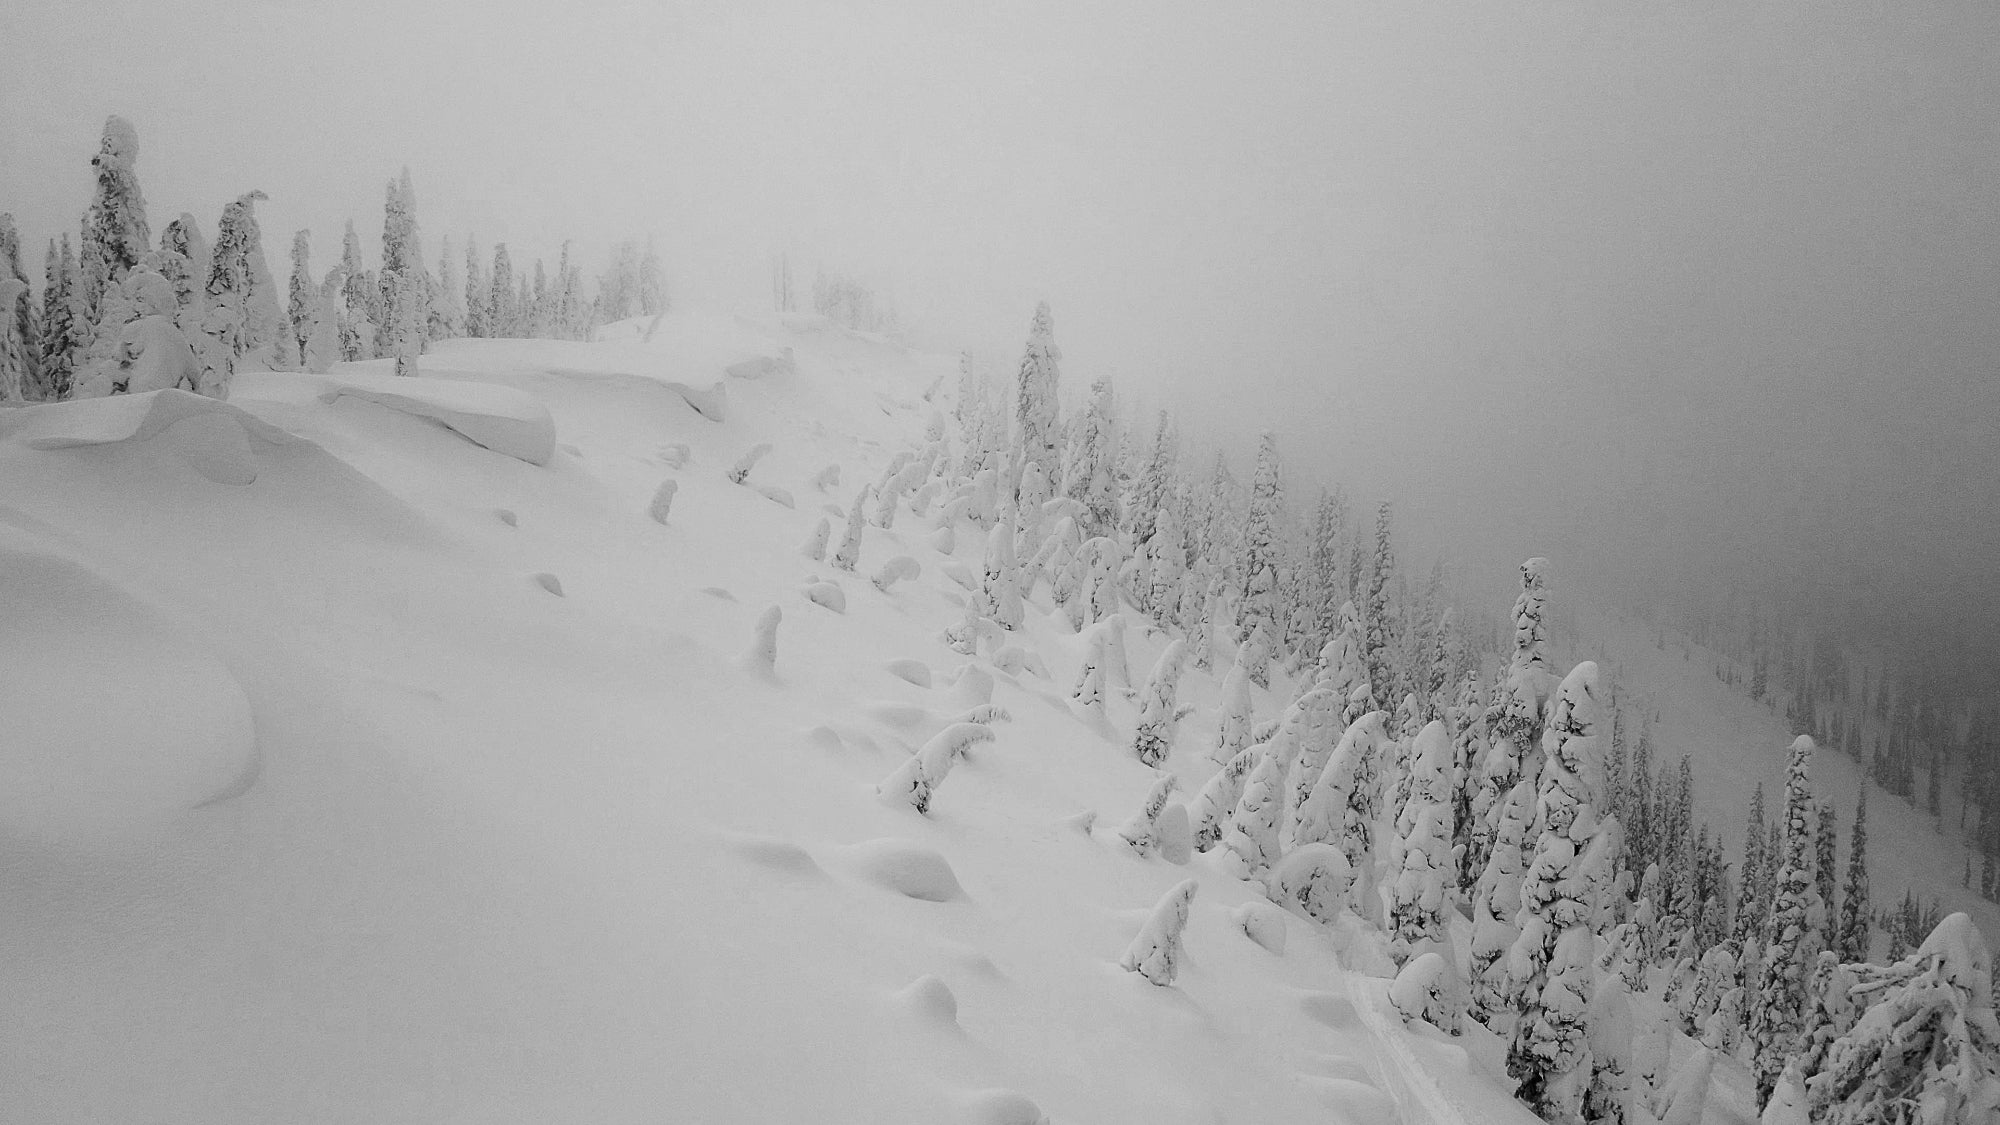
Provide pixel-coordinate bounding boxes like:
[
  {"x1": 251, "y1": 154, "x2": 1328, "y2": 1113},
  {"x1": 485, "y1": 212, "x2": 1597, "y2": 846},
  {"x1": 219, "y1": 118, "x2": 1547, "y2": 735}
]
[
  {"x1": 0, "y1": 531, "x2": 258, "y2": 843},
  {"x1": 718, "y1": 833, "x2": 827, "y2": 881},
  {"x1": 892, "y1": 974, "x2": 960, "y2": 1029},
  {"x1": 318, "y1": 371, "x2": 557, "y2": 465},
  {"x1": 0, "y1": 388, "x2": 303, "y2": 486},
  {"x1": 953, "y1": 1088, "x2": 1049, "y2": 1125},
  {"x1": 835, "y1": 838, "x2": 967, "y2": 902}
]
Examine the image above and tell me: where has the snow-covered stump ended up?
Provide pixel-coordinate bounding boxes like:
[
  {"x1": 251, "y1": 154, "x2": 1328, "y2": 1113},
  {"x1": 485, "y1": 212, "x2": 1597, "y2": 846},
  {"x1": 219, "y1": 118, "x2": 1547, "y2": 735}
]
[
  {"x1": 876, "y1": 722, "x2": 996, "y2": 815},
  {"x1": 871, "y1": 556, "x2": 920, "y2": 593},
  {"x1": 1115, "y1": 775, "x2": 1179, "y2": 857},
  {"x1": 1120, "y1": 879, "x2": 1198, "y2": 987},
  {"x1": 648, "y1": 479, "x2": 678, "y2": 525},
  {"x1": 1131, "y1": 640, "x2": 1186, "y2": 767},
  {"x1": 1390, "y1": 951, "x2": 1468, "y2": 1034},
  {"x1": 726, "y1": 443, "x2": 772, "y2": 485},
  {"x1": 800, "y1": 516, "x2": 832, "y2": 560},
  {"x1": 742, "y1": 605, "x2": 782, "y2": 679},
  {"x1": 830, "y1": 485, "x2": 871, "y2": 571}
]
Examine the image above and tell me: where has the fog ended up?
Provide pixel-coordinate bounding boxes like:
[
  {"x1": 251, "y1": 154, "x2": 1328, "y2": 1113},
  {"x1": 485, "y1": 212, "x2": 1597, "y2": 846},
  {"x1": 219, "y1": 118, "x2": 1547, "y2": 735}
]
[{"x1": 5, "y1": 0, "x2": 1996, "y2": 667}]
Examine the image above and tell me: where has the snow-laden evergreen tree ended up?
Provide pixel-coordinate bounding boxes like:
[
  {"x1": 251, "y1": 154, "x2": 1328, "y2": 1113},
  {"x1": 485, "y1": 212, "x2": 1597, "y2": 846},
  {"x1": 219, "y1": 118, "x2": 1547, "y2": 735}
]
[
  {"x1": 878, "y1": 723, "x2": 995, "y2": 815},
  {"x1": 1749, "y1": 736, "x2": 1821, "y2": 1104},
  {"x1": 1364, "y1": 501, "x2": 1397, "y2": 702},
  {"x1": 977, "y1": 512, "x2": 1024, "y2": 629},
  {"x1": 1132, "y1": 641, "x2": 1187, "y2": 768},
  {"x1": 489, "y1": 243, "x2": 517, "y2": 337},
  {"x1": 190, "y1": 191, "x2": 272, "y2": 398},
  {"x1": 830, "y1": 485, "x2": 870, "y2": 572},
  {"x1": 1803, "y1": 913, "x2": 2000, "y2": 1124},
  {"x1": 1012, "y1": 301, "x2": 1062, "y2": 485},
  {"x1": 1070, "y1": 626, "x2": 1110, "y2": 713},
  {"x1": 462, "y1": 237, "x2": 487, "y2": 338},
  {"x1": 1190, "y1": 746, "x2": 1260, "y2": 852},
  {"x1": 1224, "y1": 749, "x2": 1287, "y2": 875},
  {"x1": 1470, "y1": 779, "x2": 1535, "y2": 1020},
  {"x1": 638, "y1": 237, "x2": 665, "y2": 316},
  {"x1": 1125, "y1": 410, "x2": 1174, "y2": 548},
  {"x1": 78, "y1": 116, "x2": 151, "y2": 322},
  {"x1": 283, "y1": 230, "x2": 313, "y2": 371},
  {"x1": 1120, "y1": 879, "x2": 1198, "y2": 986},
  {"x1": 0, "y1": 215, "x2": 36, "y2": 401},
  {"x1": 1144, "y1": 506, "x2": 1186, "y2": 623},
  {"x1": 1814, "y1": 801, "x2": 1839, "y2": 952},
  {"x1": 1837, "y1": 786, "x2": 1870, "y2": 962},
  {"x1": 1505, "y1": 661, "x2": 1611, "y2": 1124},
  {"x1": 1295, "y1": 711, "x2": 1391, "y2": 879},
  {"x1": 1116, "y1": 774, "x2": 1179, "y2": 855},
  {"x1": 339, "y1": 221, "x2": 375, "y2": 359},
  {"x1": 1649, "y1": 1047, "x2": 1713, "y2": 1125},
  {"x1": 1239, "y1": 431, "x2": 1284, "y2": 647},
  {"x1": 1736, "y1": 782, "x2": 1770, "y2": 958},
  {"x1": 1388, "y1": 720, "x2": 1456, "y2": 960},
  {"x1": 32, "y1": 239, "x2": 74, "y2": 399},
  {"x1": 1490, "y1": 557, "x2": 1557, "y2": 783},
  {"x1": 1061, "y1": 377, "x2": 1118, "y2": 536},
  {"x1": 1315, "y1": 600, "x2": 1373, "y2": 717},
  {"x1": 1450, "y1": 670, "x2": 1491, "y2": 890},
  {"x1": 1212, "y1": 645, "x2": 1255, "y2": 767},
  {"x1": 1277, "y1": 687, "x2": 1344, "y2": 845}
]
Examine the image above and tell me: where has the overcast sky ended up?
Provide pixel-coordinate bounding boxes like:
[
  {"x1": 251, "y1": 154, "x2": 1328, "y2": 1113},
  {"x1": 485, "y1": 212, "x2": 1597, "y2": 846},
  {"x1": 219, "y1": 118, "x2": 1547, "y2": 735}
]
[{"x1": 5, "y1": 0, "x2": 1996, "y2": 663}]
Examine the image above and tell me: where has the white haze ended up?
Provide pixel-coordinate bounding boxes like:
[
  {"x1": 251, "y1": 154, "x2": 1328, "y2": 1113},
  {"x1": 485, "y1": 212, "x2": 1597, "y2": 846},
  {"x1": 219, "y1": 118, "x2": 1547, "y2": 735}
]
[{"x1": 4, "y1": 0, "x2": 1996, "y2": 661}]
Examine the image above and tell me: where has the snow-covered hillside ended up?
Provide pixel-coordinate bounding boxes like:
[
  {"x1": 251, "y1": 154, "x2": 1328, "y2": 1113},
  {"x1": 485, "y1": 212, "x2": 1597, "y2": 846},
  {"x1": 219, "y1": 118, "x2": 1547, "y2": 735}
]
[
  {"x1": 1568, "y1": 606, "x2": 2000, "y2": 951},
  {"x1": 1, "y1": 308, "x2": 1560, "y2": 1124}
]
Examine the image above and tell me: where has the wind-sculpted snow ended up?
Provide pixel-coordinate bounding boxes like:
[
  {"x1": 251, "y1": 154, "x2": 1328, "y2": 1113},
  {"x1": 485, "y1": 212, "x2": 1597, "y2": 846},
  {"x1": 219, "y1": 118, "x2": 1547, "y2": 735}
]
[
  {"x1": 316, "y1": 370, "x2": 557, "y2": 465},
  {"x1": 0, "y1": 530, "x2": 259, "y2": 842}
]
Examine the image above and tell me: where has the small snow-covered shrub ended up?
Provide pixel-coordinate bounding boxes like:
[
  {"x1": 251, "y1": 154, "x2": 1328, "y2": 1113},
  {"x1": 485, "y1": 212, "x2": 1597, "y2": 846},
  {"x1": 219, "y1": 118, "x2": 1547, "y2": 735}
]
[
  {"x1": 726, "y1": 442, "x2": 772, "y2": 484},
  {"x1": 648, "y1": 479, "x2": 678, "y2": 524},
  {"x1": 803, "y1": 582, "x2": 845, "y2": 613},
  {"x1": 1115, "y1": 775, "x2": 1179, "y2": 857},
  {"x1": 830, "y1": 485, "x2": 870, "y2": 571},
  {"x1": 876, "y1": 723, "x2": 996, "y2": 815},
  {"x1": 742, "y1": 605, "x2": 781, "y2": 676},
  {"x1": 1120, "y1": 879, "x2": 1198, "y2": 987},
  {"x1": 1265, "y1": 842, "x2": 1354, "y2": 926},
  {"x1": 872, "y1": 555, "x2": 920, "y2": 593},
  {"x1": 1234, "y1": 901, "x2": 1289, "y2": 955},
  {"x1": 801, "y1": 516, "x2": 832, "y2": 560}
]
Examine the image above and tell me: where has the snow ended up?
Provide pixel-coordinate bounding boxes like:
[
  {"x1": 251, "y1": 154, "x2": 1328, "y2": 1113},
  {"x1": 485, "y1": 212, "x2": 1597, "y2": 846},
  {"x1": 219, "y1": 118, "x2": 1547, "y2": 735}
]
[
  {"x1": 0, "y1": 302, "x2": 1557, "y2": 1124},
  {"x1": 311, "y1": 369, "x2": 558, "y2": 465}
]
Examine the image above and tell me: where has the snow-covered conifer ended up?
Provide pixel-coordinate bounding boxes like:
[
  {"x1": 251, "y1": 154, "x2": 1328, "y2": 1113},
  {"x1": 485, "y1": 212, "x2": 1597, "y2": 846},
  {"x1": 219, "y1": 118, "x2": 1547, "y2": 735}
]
[
  {"x1": 1649, "y1": 1047, "x2": 1712, "y2": 1125},
  {"x1": 1804, "y1": 913, "x2": 2000, "y2": 1124},
  {"x1": 979, "y1": 514, "x2": 1024, "y2": 629},
  {"x1": 1061, "y1": 376, "x2": 1119, "y2": 536},
  {"x1": 0, "y1": 216, "x2": 35, "y2": 401},
  {"x1": 1391, "y1": 952, "x2": 1468, "y2": 1034},
  {"x1": 1470, "y1": 780, "x2": 1536, "y2": 1021},
  {"x1": 1505, "y1": 661, "x2": 1609, "y2": 1122},
  {"x1": 1190, "y1": 746, "x2": 1260, "y2": 852},
  {"x1": 1388, "y1": 720, "x2": 1457, "y2": 959},
  {"x1": 1267, "y1": 843, "x2": 1355, "y2": 925},
  {"x1": 1240, "y1": 431, "x2": 1284, "y2": 646},
  {"x1": 1120, "y1": 879, "x2": 1198, "y2": 986},
  {"x1": 1070, "y1": 627, "x2": 1109, "y2": 713},
  {"x1": 726, "y1": 442, "x2": 771, "y2": 485},
  {"x1": 878, "y1": 723, "x2": 996, "y2": 815},
  {"x1": 871, "y1": 556, "x2": 921, "y2": 593},
  {"x1": 489, "y1": 243, "x2": 517, "y2": 337},
  {"x1": 1213, "y1": 646, "x2": 1256, "y2": 767},
  {"x1": 462, "y1": 237, "x2": 487, "y2": 338},
  {"x1": 1116, "y1": 775, "x2": 1180, "y2": 856},
  {"x1": 282, "y1": 230, "x2": 313, "y2": 370},
  {"x1": 638, "y1": 238, "x2": 665, "y2": 315},
  {"x1": 830, "y1": 485, "x2": 871, "y2": 571},
  {"x1": 1132, "y1": 641, "x2": 1187, "y2": 767},
  {"x1": 1748, "y1": 735, "x2": 1822, "y2": 1104},
  {"x1": 1294, "y1": 712, "x2": 1391, "y2": 876},
  {"x1": 1224, "y1": 750, "x2": 1287, "y2": 874},
  {"x1": 1489, "y1": 557, "x2": 1557, "y2": 788},
  {"x1": 1363, "y1": 501, "x2": 1397, "y2": 700},
  {"x1": 1837, "y1": 787, "x2": 1870, "y2": 962},
  {"x1": 79, "y1": 117, "x2": 150, "y2": 317},
  {"x1": 1012, "y1": 301, "x2": 1062, "y2": 476}
]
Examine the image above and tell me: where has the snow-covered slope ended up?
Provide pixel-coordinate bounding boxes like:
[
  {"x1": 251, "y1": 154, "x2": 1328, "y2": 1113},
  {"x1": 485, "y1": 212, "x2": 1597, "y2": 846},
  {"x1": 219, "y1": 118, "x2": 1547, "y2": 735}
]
[
  {"x1": 1566, "y1": 604, "x2": 2000, "y2": 952},
  {"x1": 0, "y1": 307, "x2": 1542, "y2": 1124}
]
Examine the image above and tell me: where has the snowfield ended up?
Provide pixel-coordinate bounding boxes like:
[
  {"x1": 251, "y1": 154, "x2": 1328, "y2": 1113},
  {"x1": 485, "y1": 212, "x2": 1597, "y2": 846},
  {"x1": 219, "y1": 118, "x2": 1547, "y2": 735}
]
[{"x1": 0, "y1": 307, "x2": 1557, "y2": 1124}]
